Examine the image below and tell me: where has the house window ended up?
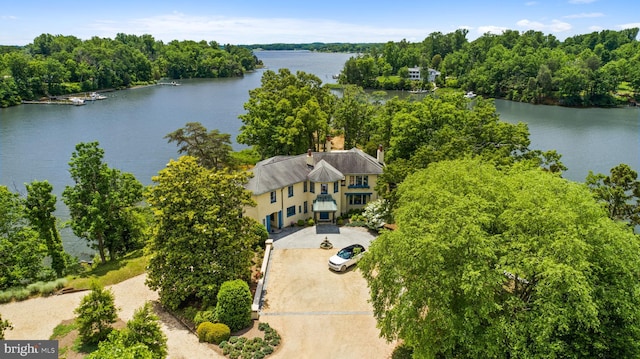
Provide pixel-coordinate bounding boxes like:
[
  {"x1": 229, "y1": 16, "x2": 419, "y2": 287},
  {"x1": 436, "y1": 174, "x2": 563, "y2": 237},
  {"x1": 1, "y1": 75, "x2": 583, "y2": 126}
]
[
  {"x1": 288, "y1": 185, "x2": 294, "y2": 197},
  {"x1": 321, "y1": 184, "x2": 328, "y2": 194},
  {"x1": 270, "y1": 191, "x2": 276, "y2": 203},
  {"x1": 310, "y1": 181, "x2": 315, "y2": 193},
  {"x1": 303, "y1": 181, "x2": 307, "y2": 193},
  {"x1": 334, "y1": 182, "x2": 339, "y2": 193},
  {"x1": 349, "y1": 175, "x2": 369, "y2": 188},
  {"x1": 286, "y1": 206, "x2": 296, "y2": 217},
  {"x1": 349, "y1": 194, "x2": 370, "y2": 205},
  {"x1": 304, "y1": 201, "x2": 308, "y2": 214}
]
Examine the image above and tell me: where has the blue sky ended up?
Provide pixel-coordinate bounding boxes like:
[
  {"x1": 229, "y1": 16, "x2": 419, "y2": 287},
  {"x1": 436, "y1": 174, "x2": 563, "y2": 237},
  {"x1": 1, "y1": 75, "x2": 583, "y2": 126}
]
[{"x1": 1, "y1": 0, "x2": 638, "y2": 45}]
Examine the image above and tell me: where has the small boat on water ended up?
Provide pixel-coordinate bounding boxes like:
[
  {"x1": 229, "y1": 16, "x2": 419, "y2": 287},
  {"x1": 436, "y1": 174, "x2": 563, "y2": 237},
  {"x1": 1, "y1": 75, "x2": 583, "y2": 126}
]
[
  {"x1": 70, "y1": 97, "x2": 85, "y2": 106},
  {"x1": 88, "y1": 92, "x2": 107, "y2": 100},
  {"x1": 409, "y1": 89, "x2": 429, "y2": 94},
  {"x1": 158, "y1": 81, "x2": 181, "y2": 86}
]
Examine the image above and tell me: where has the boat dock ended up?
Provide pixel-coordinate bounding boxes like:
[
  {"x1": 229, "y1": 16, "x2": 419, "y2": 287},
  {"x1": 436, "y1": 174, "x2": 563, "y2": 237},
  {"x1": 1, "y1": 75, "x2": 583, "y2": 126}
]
[
  {"x1": 22, "y1": 98, "x2": 86, "y2": 106},
  {"x1": 21, "y1": 92, "x2": 107, "y2": 106}
]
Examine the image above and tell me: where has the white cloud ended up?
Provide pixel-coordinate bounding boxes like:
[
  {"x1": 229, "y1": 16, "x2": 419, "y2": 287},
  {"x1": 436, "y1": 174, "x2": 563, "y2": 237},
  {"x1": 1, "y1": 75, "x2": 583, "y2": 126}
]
[
  {"x1": 617, "y1": 22, "x2": 640, "y2": 30},
  {"x1": 1, "y1": 15, "x2": 17, "y2": 20},
  {"x1": 477, "y1": 25, "x2": 508, "y2": 35},
  {"x1": 588, "y1": 25, "x2": 603, "y2": 31},
  {"x1": 517, "y1": 19, "x2": 572, "y2": 32},
  {"x1": 86, "y1": 12, "x2": 436, "y2": 44},
  {"x1": 525, "y1": 1, "x2": 538, "y2": 5},
  {"x1": 568, "y1": 0, "x2": 596, "y2": 4},
  {"x1": 563, "y1": 12, "x2": 604, "y2": 19}
]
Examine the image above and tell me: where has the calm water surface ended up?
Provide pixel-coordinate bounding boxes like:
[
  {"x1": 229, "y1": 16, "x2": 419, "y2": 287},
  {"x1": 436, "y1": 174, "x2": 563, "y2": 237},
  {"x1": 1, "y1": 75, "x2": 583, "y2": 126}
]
[
  {"x1": 495, "y1": 99, "x2": 639, "y2": 181},
  {"x1": 1, "y1": 50, "x2": 638, "y2": 258}
]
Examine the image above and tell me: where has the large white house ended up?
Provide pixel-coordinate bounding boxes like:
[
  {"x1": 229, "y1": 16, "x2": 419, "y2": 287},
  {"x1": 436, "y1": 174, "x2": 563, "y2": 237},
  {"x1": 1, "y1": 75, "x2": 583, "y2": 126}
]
[
  {"x1": 408, "y1": 66, "x2": 441, "y2": 83},
  {"x1": 244, "y1": 147, "x2": 385, "y2": 232}
]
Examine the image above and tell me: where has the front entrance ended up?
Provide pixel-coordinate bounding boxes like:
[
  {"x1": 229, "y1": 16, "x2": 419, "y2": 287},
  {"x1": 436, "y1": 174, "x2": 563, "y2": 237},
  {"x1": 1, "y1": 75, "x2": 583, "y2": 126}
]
[
  {"x1": 319, "y1": 212, "x2": 330, "y2": 221},
  {"x1": 265, "y1": 211, "x2": 283, "y2": 233}
]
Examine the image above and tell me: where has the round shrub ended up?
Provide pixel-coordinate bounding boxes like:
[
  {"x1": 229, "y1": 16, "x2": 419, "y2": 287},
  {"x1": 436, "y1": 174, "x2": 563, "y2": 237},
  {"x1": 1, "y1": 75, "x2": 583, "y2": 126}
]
[
  {"x1": 196, "y1": 322, "x2": 216, "y2": 342},
  {"x1": 206, "y1": 323, "x2": 231, "y2": 344},
  {"x1": 215, "y1": 280, "x2": 252, "y2": 332},
  {"x1": 307, "y1": 218, "x2": 315, "y2": 226}
]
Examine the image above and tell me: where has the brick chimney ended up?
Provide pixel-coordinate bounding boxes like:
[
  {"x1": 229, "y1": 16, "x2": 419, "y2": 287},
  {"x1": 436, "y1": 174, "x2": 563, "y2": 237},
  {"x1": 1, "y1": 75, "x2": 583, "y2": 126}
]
[
  {"x1": 376, "y1": 144, "x2": 384, "y2": 164},
  {"x1": 306, "y1": 149, "x2": 315, "y2": 168}
]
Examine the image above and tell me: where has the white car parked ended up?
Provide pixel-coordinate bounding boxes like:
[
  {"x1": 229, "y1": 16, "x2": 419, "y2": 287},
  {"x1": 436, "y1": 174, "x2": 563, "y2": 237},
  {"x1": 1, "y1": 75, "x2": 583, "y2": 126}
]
[{"x1": 328, "y1": 244, "x2": 366, "y2": 272}]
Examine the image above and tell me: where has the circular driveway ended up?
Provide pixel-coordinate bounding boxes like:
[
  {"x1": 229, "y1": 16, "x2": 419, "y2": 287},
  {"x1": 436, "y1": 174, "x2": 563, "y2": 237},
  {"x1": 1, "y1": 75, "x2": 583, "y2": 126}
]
[{"x1": 262, "y1": 225, "x2": 396, "y2": 358}]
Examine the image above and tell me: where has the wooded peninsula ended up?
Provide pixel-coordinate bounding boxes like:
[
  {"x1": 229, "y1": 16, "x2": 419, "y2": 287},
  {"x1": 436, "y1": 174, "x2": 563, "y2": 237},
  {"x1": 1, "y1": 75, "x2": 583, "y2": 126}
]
[{"x1": 1, "y1": 28, "x2": 639, "y2": 108}]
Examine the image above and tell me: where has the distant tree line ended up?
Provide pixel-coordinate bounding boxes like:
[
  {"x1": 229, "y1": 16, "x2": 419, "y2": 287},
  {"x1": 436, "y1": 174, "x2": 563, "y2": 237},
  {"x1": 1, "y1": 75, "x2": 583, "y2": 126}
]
[
  {"x1": 241, "y1": 42, "x2": 379, "y2": 53},
  {"x1": 339, "y1": 28, "x2": 640, "y2": 106},
  {"x1": 0, "y1": 33, "x2": 261, "y2": 107}
]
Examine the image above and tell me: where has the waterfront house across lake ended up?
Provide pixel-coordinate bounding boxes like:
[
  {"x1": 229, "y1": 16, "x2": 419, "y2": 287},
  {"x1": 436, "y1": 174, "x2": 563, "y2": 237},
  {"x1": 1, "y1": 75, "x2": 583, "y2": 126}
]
[{"x1": 243, "y1": 147, "x2": 385, "y2": 232}]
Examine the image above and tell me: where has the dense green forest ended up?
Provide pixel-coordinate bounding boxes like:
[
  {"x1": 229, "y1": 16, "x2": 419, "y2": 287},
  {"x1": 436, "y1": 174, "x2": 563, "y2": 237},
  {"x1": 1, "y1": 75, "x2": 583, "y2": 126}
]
[
  {"x1": 0, "y1": 33, "x2": 261, "y2": 107},
  {"x1": 339, "y1": 28, "x2": 640, "y2": 107},
  {"x1": 240, "y1": 42, "x2": 379, "y2": 53}
]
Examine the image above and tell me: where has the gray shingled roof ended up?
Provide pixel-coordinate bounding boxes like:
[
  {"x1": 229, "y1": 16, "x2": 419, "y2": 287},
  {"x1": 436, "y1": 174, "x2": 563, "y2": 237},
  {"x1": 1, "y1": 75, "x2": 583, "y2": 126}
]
[
  {"x1": 245, "y1": 148, "x2": 384, "y2": 195},
  {"x1": 308, "y1": 160, "x2": 344, "y2": 183}
]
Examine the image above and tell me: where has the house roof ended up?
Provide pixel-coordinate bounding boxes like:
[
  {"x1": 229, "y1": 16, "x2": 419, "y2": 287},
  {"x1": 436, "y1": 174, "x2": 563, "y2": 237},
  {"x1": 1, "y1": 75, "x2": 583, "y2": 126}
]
[
  {"x1": 308, "y1": 160, "x2": 344, "y2": 183},
  {"x1": 246, "y1": 148, "x2": 384, "y2": 195}
]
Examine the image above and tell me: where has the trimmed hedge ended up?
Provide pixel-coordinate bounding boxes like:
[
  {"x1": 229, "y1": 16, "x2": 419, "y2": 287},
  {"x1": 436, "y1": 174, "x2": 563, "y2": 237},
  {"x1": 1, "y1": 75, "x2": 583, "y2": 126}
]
[
  {"x1": 215, "y1": 280, "x2": 252, "y2": 332},
  {"x1": 208, "y1": 323, "x2": 231, "y2": 344},
  {"x1": 197, "y1": 321, "x2": 230, "y2": 344},
  {"x1": 197, "y1": 322, "x2": 216, "y2": 342}
]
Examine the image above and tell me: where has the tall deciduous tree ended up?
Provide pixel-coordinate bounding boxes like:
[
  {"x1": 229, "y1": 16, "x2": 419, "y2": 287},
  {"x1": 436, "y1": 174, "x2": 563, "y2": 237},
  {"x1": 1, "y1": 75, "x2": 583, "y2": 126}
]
[
  {"x1": 165, "y1": 122, "x2": 234, "y2": 170},
  {"x1": 333, "y1": 85, "x2": 374, "y2": 149},
  {"x1": 25, "y1": 180, "x2": 67, "y2": 276},
  {"x1": 360, "y1": 159, "x2": 640, "y2": 358},
  {"x1": 586, "y1": 163, "x2": 640, "y2": 228},
  {"x1": 0, "y1": 186, "x2": 48, "y2": 290},
  {"x1": 145, "y1": 156, "x2": 260, "y2": 310},
  {"x1": 376, "y1": 94, "x2": 530, "y2": 194},
  {"x1": 62, "y1": 142, "x2": 144, "y2": 264},
  {"x1": 238, "y1": 69, "x2": 335, "y2": 158}
]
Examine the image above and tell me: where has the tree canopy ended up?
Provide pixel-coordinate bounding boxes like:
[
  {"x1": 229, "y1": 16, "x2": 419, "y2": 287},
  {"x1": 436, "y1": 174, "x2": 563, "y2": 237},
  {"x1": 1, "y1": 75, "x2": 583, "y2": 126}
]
[
  {"x1": 0, "y1": 33, "x2": 261, "y2": 107},
  {"x1": 62, "y1": 142, "x2": 145, "y2": 263},
  {"x1": 339, "y1": 28, "x2": 640, "y2": 106},
  {"x1": 0, "y1": 185, "x2": 49, "y2": 290},
  {"x1": 586, "y1": 163, "x2": 640, "y2": 229},
  {"x1": 25, "y1": 180, "x2": 68, "y2": 276},
  {"x1": 359, "y1": 159, "x2": 640, "y2": 358},
  {"x1": 238, "y1": 68, "x2": 335, "y2": 158},
  {"x1": 145, "y1": 156, "x2": 260, "y2": 310},
  {"x1": 165, "y1": 122, "x2": 234, "y2": 170}
]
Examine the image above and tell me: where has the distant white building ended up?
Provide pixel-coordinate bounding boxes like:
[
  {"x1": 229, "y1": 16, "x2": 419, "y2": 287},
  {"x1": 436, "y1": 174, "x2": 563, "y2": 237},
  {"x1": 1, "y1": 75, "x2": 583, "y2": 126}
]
[{"x1": 408, "y1": 67, "x2": 441, "y2": 82}]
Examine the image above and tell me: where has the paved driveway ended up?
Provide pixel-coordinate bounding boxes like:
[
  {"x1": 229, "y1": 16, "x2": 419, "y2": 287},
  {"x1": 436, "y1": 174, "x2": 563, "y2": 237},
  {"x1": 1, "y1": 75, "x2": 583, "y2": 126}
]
[{"x1": 262, "y1": 225, "x2": 396, "y2": 358}]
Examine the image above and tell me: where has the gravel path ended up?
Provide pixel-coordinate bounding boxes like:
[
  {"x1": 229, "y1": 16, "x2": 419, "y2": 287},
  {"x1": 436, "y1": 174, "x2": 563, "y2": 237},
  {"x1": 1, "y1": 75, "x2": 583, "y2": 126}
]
[{"x1": 0, "y1": 274, "x2": 222, "y2": 358}]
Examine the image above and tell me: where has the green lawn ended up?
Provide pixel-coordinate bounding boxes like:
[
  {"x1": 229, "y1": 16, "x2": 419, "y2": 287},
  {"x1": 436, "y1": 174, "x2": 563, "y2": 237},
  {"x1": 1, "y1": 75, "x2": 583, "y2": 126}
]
[{"x1": 66, "y1": 250, "x2": 150, "y2": 290}]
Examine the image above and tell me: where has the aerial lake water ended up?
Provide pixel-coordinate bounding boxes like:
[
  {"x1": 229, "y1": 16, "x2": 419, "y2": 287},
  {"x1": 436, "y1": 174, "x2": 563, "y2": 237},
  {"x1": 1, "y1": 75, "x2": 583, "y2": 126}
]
[{"x1": 1, "y1": 50, "x2": 637, "y2": 258}]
